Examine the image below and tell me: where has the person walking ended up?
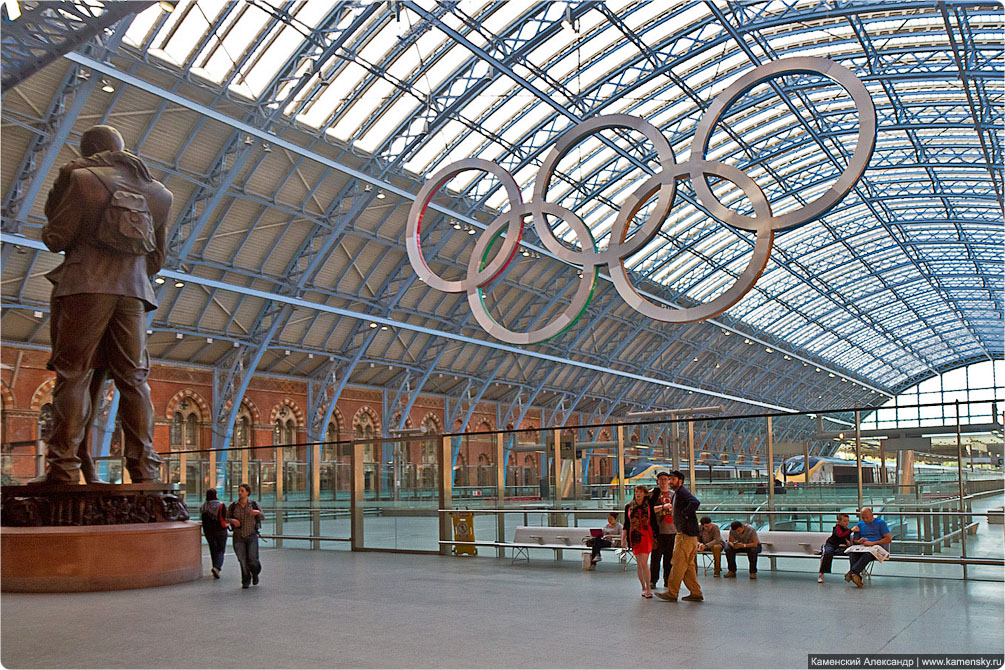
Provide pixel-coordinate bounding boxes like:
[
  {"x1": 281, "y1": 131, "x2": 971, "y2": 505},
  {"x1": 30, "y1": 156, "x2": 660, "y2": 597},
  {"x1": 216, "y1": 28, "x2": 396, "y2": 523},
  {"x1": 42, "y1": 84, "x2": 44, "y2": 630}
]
[
  {"x1": 200, "y1": 489, "x2": 229, "y2": 579},
  {"x1": 228, "y1": 483, "x2": 264, "y2": 589},
  {"x1": 656, "y1": 471, "x2": 703, "y2": 602},
  {"x1": 622, "y1": 484, "x2": 655, "y2": 598}
]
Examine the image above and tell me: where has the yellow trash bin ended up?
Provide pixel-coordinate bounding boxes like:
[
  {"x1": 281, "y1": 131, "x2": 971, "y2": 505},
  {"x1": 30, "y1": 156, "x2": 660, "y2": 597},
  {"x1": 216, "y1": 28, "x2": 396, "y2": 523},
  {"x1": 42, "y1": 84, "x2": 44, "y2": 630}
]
[{"x1": 451, "y1": 511, "x2": 477, "y2": 556}]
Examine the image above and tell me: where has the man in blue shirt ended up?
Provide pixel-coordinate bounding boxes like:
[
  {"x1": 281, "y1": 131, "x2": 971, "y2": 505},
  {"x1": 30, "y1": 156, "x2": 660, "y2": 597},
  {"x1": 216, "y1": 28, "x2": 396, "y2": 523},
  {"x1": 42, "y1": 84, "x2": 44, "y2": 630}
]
[{"x1": 846, "y1": 507, "x2": 892, "y2": 587}]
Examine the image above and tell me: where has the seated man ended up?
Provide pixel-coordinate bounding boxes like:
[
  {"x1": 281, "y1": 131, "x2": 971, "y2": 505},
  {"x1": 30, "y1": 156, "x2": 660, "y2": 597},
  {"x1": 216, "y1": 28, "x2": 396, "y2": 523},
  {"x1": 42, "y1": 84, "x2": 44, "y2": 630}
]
[
  {"x1": 697, "y1": 516, "x2": 724, "y2": 577},
  {"x1": 725, "y1": 520, "x2": 760, "y2": 579},
  {"x1": 818, "y1": 512, "x2": 854, "y2": 583},
  {"x1": 845, "y1": 507, "x2": 892, "y2": 588}
]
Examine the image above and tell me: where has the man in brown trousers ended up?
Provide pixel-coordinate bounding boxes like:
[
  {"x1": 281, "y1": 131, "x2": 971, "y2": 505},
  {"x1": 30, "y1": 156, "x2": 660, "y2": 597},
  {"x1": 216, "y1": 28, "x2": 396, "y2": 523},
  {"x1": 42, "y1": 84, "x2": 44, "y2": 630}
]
[{"x1": 33, "y1": 125, "x2": 172, "y2": 484}]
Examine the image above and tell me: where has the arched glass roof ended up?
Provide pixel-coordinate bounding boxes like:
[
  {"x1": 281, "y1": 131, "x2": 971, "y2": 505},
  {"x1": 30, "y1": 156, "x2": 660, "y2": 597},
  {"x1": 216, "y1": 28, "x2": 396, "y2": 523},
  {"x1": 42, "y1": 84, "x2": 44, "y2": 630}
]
[{"x1": 2, "y1": 0, "x2": 1002, "y2": 425}]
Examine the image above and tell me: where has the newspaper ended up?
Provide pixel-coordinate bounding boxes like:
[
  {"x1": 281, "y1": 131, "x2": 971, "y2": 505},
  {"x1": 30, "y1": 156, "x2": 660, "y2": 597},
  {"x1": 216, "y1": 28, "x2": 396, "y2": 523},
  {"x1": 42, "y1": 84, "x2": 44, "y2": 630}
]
[{"x1": 846, "y1": 544, "x2": 890, "y2": 562}]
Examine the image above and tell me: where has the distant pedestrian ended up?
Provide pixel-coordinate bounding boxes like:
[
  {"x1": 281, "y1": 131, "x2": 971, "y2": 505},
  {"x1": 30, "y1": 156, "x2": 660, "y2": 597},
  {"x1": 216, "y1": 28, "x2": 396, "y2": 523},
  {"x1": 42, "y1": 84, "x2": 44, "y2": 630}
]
[
  {"x1": 228, "y1": 483, "x2": 264, "y2": 589},
  {"x1": 623, "y1": 484, "x2": 655, "y2": 598},
  {"x1": 200, "y1": 488, "x2": 229, "y2": 579}
]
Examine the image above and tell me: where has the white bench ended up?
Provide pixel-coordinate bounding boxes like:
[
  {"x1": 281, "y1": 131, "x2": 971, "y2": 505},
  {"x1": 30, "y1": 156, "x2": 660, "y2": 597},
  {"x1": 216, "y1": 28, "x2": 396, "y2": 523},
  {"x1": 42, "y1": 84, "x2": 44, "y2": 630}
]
[
  {"x1": 754, "y1": 530, "x2": 877, "y2": 579},
  {"x1": 506, "y1": 526, "x2": 632, "y2": 568}
]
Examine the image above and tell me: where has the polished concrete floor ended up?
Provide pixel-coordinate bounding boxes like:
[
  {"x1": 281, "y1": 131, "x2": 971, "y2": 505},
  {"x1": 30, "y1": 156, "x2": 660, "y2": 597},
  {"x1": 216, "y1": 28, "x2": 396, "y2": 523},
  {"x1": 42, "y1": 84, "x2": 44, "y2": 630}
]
[{"x1": 2, "y1": 542, "x2": 1003, "y2": 669}]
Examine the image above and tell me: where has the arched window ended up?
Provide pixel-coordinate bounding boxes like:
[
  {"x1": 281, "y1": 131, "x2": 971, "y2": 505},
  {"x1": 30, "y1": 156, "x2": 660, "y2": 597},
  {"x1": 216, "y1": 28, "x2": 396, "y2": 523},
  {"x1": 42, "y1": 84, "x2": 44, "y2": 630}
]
[
  {"x1": 477, "y1": 453, "x2": 492, "y2": 486},
  {"x1": 171, "y1": 397, "x2": 201, "y2": 450},
  {"x1": 324, "y1": 420, "x2": 340, "y2": 462},
  {"x1": 234, "y1": 414, "x2": 252, "y2": 449},
  {"x1": 273, "y1": 405, "x2": 298, "y2": 463}
]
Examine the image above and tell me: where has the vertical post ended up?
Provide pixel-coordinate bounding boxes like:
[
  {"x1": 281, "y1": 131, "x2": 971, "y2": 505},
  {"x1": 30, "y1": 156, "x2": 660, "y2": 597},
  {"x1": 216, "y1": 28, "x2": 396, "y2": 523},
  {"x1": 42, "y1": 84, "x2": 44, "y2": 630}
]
[
  {"x1": 803, "y1": 442, "x2": 811, "y2": 486},
  {"x1": 956, "y1": 400, "x2": 967, "y2": 579},
  {"x1": 34, "y1": 440, "x2": 44, "y2": 478},
  {"x1": 496, "y1": 432, "x2": 506, "y2": 558},
  {"x1": 553, "y1": 428, "x2": 562, "y2": 507},
  {"x1": 855, "y1": 411, "x2": 863, "y2": 511},
  {"x1": 616, "y1": 424, "x2": 625, "y2": 506},
  {"x1": 766, "y1": 416, "x2": 774, "y2": 530},
  {"x1": 671, "y1": 422, "x2": 679, "y2": 473},
  {"x1": 311, "y1": 440, "x2": 321, "y2": 550},
  {"x1": 350, "y1": 440, "x2": 364, "y2": 551},
  {"x1": 275, "y1": 446, "x2": 284, "y2": 502},
  {"x1": 241, "y1": 446, "x2": 249, "y2": 497},
  {"x1": 274, "y1": 446, "x2": 284, "y2": 548},
  {"x1": 439, "y1": 435, "x2": 453, "y2": 556},
  {"x1": 208, "y1": 448, "x2": 216, "y2": 494},
  {"x1": 177, "y1": 451, "x2": 186, "y2": 491},
  {"x1": 878, "y1": 440, "x2": 887, "y2": 484},
  {"x1": 687, "y1": 421, "x2": 695, "y2": 494}
]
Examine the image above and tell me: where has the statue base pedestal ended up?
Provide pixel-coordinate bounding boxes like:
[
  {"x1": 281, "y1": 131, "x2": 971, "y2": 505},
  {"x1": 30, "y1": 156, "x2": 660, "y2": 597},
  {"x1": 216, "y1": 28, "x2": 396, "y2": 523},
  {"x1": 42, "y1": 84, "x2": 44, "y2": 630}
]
[{"x1": 1, "y1": 521, "x2": 202, "y2": 592}]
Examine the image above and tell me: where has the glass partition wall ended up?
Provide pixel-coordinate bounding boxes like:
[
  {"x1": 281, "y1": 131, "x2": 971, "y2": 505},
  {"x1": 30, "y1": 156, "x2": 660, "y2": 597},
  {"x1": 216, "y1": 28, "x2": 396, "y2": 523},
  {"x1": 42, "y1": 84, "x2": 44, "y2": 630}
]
[{"x1": 2, "y1": 399, "x2": 1000, "y2": 578}]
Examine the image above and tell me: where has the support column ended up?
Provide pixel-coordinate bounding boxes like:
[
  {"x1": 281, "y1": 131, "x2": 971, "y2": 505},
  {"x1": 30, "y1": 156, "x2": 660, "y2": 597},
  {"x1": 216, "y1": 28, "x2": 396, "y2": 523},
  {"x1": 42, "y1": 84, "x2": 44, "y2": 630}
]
[
  {"x1": 274, "y1": 447, "x2": 283, "y2": 548},
  {"x1": 553, "y1": 428, "x2": 562, "y2": 507},
  {"x1": 803, "y1": 442, "x2": 811, "y2": 486},
  {"x1": 956, "y1": 400, "x2": 967, "y2": 579},
  {"x1": 766, "y1": 417, "x2": 774, "y2": 530},
  {"x1": 496, "y1": 432, "x2": 505, "y2": 558},
  {"x1": 616, "y1": 424, "x2": 625, "y2": 506},
  {"x1": 687, "y1": 421, "x2": 695, "y2": 494},
  {"x1": 855, "y1": 411, "x2": 863, "y2": 511},
  {"x1": 351, "y1": 441, "x2": 364, "y2": 551},
  {"x1": 438, "y1": 435, "x2": 453, "y2": 556},
  {"x1": 311, "y1": 440, "x2": 321, "y2": 550}
]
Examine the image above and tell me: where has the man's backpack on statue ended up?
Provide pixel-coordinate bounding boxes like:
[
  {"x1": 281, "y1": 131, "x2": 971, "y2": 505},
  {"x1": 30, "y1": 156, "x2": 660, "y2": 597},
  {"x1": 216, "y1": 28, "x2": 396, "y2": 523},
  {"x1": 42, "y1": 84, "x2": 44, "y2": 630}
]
[{"x1": 86, "y1": 168, "x2": 156, "y2": 255}]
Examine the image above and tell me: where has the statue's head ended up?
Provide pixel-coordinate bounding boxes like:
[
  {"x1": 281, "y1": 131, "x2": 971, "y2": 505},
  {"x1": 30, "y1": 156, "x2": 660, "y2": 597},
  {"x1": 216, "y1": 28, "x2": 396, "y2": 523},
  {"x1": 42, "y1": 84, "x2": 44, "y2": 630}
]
[{"x1": 79, "y1": 125, "x2": 124, "y2": 156}]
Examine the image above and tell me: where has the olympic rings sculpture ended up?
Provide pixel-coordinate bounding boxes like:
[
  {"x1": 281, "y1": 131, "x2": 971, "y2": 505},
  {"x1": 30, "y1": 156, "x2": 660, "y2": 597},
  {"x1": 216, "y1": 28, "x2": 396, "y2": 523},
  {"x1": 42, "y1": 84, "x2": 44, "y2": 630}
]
[{"x1": 406, "y1": 57, "x2": 876, "y2": 345}]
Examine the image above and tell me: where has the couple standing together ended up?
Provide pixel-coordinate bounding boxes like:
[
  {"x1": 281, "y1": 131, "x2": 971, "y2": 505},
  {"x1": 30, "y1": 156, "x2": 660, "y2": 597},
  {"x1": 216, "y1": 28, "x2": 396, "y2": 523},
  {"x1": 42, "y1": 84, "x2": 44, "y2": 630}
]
[{"x1": 623, "y1": 470, "x2": 703, "y2": 602}]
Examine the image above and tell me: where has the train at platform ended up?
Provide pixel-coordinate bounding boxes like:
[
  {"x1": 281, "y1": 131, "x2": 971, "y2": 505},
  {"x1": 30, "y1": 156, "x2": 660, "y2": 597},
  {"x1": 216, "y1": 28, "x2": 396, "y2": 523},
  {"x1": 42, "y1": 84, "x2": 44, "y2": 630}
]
[
  {"x1": 609, "y1": 457, "x2": 766, "y2": 486},
  {"x1": 774, "y1": 455, "x2": 958, "y2": 484}
]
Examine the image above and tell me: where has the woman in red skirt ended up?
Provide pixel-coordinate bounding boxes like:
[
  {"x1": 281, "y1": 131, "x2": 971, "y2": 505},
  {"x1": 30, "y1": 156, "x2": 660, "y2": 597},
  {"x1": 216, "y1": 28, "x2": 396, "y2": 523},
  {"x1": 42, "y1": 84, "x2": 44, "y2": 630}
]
[{"x1": 622, "y1": 484, "x2": 655, "y2": 598}]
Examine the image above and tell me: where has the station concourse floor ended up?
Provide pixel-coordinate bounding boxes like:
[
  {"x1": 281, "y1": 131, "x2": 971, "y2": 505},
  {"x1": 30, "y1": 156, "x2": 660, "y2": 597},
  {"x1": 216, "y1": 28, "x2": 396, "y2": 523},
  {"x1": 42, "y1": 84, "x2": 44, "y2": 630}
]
[{"x1": 2, "y1": 545, "x2": 1003, "y2": 669}]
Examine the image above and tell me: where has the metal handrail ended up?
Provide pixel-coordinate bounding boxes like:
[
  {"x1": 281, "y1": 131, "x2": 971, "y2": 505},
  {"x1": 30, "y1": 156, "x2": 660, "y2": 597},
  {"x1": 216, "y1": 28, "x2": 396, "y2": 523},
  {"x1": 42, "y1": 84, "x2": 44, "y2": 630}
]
[{"x1": 436, "y1": 508, "x2": 1001, "y2": 517}]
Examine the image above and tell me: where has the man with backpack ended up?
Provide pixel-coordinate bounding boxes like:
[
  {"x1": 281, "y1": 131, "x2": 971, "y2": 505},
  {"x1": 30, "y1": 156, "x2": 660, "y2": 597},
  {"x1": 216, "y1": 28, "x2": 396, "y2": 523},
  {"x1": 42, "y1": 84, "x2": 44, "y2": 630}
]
[
  {"x1": 34, "y1": 125, "x2": 172, "y2": 484},
  {"x1": 228, "y1": 483, "x2": 265, "y2": 589}
]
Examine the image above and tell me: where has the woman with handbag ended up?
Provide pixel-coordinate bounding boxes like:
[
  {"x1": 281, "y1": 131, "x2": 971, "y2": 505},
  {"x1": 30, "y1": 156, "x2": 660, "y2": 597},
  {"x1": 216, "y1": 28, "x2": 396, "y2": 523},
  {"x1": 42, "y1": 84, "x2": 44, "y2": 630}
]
[
  {"x1": 228, "y1": 483, "x2": 265, "y2": 589},
  {"x1": 622, "y1": 484, "x2": 655, "y2": 598}
]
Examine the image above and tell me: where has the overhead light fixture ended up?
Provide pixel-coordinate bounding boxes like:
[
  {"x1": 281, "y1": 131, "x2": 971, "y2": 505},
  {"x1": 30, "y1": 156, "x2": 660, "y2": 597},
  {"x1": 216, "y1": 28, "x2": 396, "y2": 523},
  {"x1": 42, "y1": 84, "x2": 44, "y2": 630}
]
[
  {"x1": 154, "y1": 277, "x2": 166, "y2": 285},
  {"x1": 828, "y1": 373, "x2": 835, "y2": 378},
  {"x1": 815, "y1": 367, "x2": 821, "y2": 372},
  {"x1": 381, "y1": 325, "x2": 388, "y2": 331},
  {"x1": 101, "y1": 80, "x2": 114, "y2": 93},
  {"x1": 467, "y1": 227, "x2": 476, "y2": 235},
  {"x1": 783, "y1": 355, "x2": 791, "y2": 360},
  {"x1": 206, "y1": 338, "x2": 213, "y2": 344},
  {"x1": 262, "y1": 143, "x2": 271, "y2": 153},
  {"x1": 175, "y1": 333, "x2": 184, "y2": 340},
  {"x1": 158, "y1": 0, "x2": 176, "y2": 11},
  {"x1": 521, "y1": 249, "x2": 530, "y2": 257},
  {"x1": 369, "y1": 322, "x2": 378, "y2": 328},
  {"x1": 765, "y1": 348, "x2": 773, "y2": 353},
  {"x1": 744, "y1": 338, "x2": 752, "y2": 344},
  {"x1": 174, "y1": 280, "x2": 185, "y2": 288},
  {"x1": 376, "y1": 191, "x2": 386, "y2": 200},
  {"x1": 452, "y1": 220, "x2": 463, "y2": 230},
  {"x1": 32, "y1": 310, "x2": 43, "y2": 318}
]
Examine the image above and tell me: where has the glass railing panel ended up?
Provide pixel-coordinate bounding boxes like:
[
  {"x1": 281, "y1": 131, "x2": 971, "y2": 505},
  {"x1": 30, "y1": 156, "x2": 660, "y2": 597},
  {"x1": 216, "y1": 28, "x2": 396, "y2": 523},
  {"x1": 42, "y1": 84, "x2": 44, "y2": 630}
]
[{"x1": 361, "y1": 438, "x2": 440, "y2": 551}]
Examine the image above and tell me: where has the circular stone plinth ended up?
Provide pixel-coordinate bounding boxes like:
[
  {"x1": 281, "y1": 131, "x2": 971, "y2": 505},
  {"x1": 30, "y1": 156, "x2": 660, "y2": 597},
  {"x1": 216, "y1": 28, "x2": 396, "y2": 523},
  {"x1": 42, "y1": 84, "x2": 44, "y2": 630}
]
[{"x1": 1, "y1": 521, "x2": 201, "y2": 592}]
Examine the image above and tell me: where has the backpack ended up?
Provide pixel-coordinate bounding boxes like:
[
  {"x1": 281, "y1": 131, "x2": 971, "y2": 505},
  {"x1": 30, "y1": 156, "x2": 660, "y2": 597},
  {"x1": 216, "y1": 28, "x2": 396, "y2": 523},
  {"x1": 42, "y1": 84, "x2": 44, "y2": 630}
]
[{"x1": 86, "y1": 168, "x2": 156, "y2": 255}]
